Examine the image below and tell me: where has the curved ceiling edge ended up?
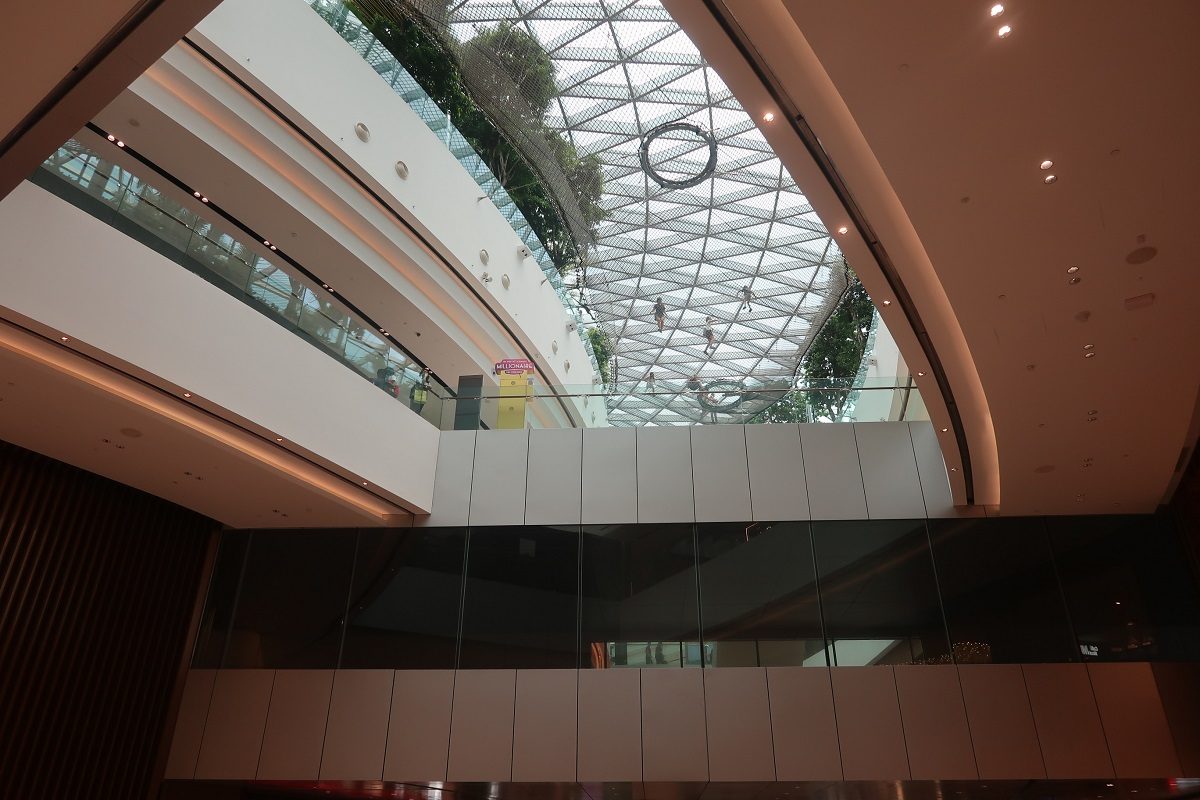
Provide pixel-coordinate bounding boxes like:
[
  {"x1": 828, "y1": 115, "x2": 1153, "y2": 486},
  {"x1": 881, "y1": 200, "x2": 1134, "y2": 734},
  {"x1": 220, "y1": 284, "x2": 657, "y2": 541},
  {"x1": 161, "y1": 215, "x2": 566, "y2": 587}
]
[{"x1": 663, "y1": 0, "x2": 998, "y2": 506}]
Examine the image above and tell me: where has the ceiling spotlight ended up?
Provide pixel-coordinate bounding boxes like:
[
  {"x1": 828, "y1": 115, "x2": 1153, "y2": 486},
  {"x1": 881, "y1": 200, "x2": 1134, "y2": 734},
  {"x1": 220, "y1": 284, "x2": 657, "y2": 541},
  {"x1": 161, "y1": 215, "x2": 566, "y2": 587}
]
[
  {"x1": 107, "y1": 134, "x2": 116, "y2": 142},
  {"x1": 200, "y1": 196, "x2": 209, "y2": 203},
  {"x1": 1084, "y1": 352, "x2": 1096, "y2": 359},
  {"x1": 275, "y1": 437, "x2": 284, "y2": 442},
  {"x1": 1083, "y1": 343, "x2": 1095, "y2": 350},
  {"x1": 941, "y1": 427, "x2": 949, "y2": 432},
  {"x1": 1043, "y1": 174, "x2": 1057, "y2": 184},
  {"x1": 1040, "y1": 160, "x2": 1054, "y2": 170},
  {"x1": 882, "y1": 299, "x2": 892, "y2": 306},
  {"x1": 762, "y1": 111, "x2": 775, "y2": 122},
  {"x1": 990, "y1": 3, "x2": 1004, "y2": 16},
  {"x1": 1068, "y1": 276, "x2": 1081, "y2": 285},
  {"x1": 1067, "y1": 265, "x2": 1079, "y2": 274},
  {"x1": 59, "y1": 335, "x2": 69, "y2": 342},
  {"x1": 263, "y1": 239, "x2": 270, "y2": 246},
  {"x1": 837, "y1": 225, "x2": 849, "y2": 235},
  {"x1": 116, "y1": 140, "x2": 125, "y2": 148},
  {"x1": 269, "y1": 245, "x2": 277, "y2": 251},
  {"x1": 950, "y1": 467, "x2": 958, "y2": 472},
  {"x1": 183, "y1": 391, "x2": 193, "y2": 398},
  {"x1": 193, "y1": 191, "x2": 201, "y2": 198},
  {"x1": 998, "y1": 24, "x2": 1012, "y2": 38},
  {"x1": 917, "y1": 371, "x2": 926, "y2": 377},
  {"x1": 362, "y1": 480, "x2": 369, "y2": 486}
]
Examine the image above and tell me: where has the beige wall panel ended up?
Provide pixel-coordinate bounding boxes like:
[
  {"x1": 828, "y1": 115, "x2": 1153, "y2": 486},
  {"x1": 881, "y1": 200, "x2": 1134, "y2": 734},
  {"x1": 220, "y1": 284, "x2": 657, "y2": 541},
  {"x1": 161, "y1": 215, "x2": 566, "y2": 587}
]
[
  {"x1": 958, "y1": 664, "x2": 1045, "y2": 779},
  {"x1": 636, "y1": 427, "x2": 695, "y2": 523},
  {"x1": 1089, "y1": 663, "x2": 1182, "y2": 778},
  {"x1": 766, "y1": 667, "x2": 842, "y2": 781},
  {"x1": 447, "y1": 669, "x2": 516, "y2": 781},
  {"x1": 641, "y1": 668, "x2": 708, "y2": 781},
  {"x1": 854, "y1": 422, "x2": 927, "y2": 519},
  {"x1": 384, "y1": 670, "x2": 455, "y2": 782},
  {"x1": 894, "y1": 665, "x2": 977, "y2": 779},
  {"x1": 525, "y1": 428, "x2": 583, "y2": 525},
  {"x1": 512, "y1": 668, "x2": 577, "y2": 781},
  {"x1": 1023, "y1": 664, "x2": 1114, "y2": 778},
  {"x1": 195, "y1": 669, "x2": 274, "y2": 779},
  {"x1": 469, "y1": 429, "x2": 528, "y2": 525},
  {"x1": 745, "y1": 424, "x2": 809, "y2": 521},
  {"x1": 582, "y1": 428, "x2": 637, "y2": 524},
  {"x1": 799, "y1": 424, "x2": 868, "y2": 520},
  {"x1": 165, "y1": 669, "x2": 216, "y2": 779},
  {"x1": 1152, "y1": 663, "x2": 1200, "y2": 776},
  {"x1": 829, "y1": 667, "x2": 909, "y2": 780},
  {"x1": 420, "y1": 430, "x2": 475, "y2": 527},
  {"x1": 320, "y1": 669, "x2": 394, "y2": 780},
  {"x1": 704, "y1": 667, "x2": 775, "y2": 781},
  {"x1": 257, "y1": 669, "x2": 333, "y2": 780},
  {"x1": 578, "y1": 668, "x2": 642, "y2": 781},
  {"x1": 691, "y1": 425, "x2": 753, "y2": 522}
]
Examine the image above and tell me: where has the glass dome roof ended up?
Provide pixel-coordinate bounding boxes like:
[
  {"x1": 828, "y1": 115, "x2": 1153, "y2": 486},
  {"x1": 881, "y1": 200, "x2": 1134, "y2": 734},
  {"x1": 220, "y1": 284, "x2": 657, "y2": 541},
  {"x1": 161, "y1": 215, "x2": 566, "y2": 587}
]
[{"x1": 444, "y1": 0, "x2": 847, "y2": 425}]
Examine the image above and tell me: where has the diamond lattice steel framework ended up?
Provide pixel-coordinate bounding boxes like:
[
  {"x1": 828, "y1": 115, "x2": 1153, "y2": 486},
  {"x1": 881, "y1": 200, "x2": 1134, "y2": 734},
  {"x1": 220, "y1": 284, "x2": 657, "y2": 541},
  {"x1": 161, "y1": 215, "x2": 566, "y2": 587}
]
[{"x1": 446, "y1": 0, "x2": 846, "y2": 425}]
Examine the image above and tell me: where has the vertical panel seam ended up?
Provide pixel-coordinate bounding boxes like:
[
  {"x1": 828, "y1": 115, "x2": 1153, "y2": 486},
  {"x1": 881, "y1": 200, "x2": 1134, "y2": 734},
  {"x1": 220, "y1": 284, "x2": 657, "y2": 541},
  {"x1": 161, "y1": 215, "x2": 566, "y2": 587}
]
[
  {"x1": 465, "y1": 432, "x2": 479, "y2": 527},
  {"x1": 1084, "y1": 663, "x2": 1120, "y2": 779},
  {"x1": 907, "y1": 423, "x2": 934, "y2": 518},
  {"x1": 951, "y1": 665, "x2": 982, "y2": 779},
  {"x1": 761, "y1": 668, "x2": 779, "y2": 780},
  {"x1": 739, "y1": 426, "x2": 754, "y2": 523},
  {"x1": 509, "y1": 669, "x2": 517, "y2": 781},
  {"x1": 890, "y1": 666, "x2": 915, "y2": 779},
  {"x1": 850, "y1": 424, "x2": 872, "y2": 519},
  {"x1": 253, "y1": 670, "x2": 278, "y2": 779},
  {"x1": 1020, "y1": 665, "x2": 1051, "y2": 777},
  {"x1": 377, "y1": 670, "x2": 397, "y2": 781},
  {"x1": 825, "y1": 667, "x2": 846, "y2": 779}
]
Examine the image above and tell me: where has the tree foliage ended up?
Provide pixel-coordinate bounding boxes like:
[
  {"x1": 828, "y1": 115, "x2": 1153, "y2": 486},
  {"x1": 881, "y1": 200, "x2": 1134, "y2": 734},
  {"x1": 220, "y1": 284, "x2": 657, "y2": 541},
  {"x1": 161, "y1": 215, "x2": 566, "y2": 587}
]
[
  {"x1": 334, "y1": 2, "x2": 603, "y2": 274},
  {"x1": 586, "y1": 326, "x2": 613, "y2": 383},
  {"x1": 751, "y1": 263, "x2": 875, "y2": 423}
]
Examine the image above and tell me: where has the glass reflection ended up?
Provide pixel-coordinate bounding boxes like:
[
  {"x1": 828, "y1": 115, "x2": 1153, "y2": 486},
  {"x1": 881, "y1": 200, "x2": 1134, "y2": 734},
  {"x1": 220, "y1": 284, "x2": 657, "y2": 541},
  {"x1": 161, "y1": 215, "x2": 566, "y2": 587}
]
[
  {"x1": 581, "y1": 524, "x2": 701, "y2": 668},
  {"x1": 1049, "y1": 514, "x2": 1200, "y2": 662},
  {"x1": 458, "y1": 526, "x2": 579, "y2": 669},
  {"x1": 224, "y1": 530, "x2": 357, "y2": 668},
  {"x1": 340, "y1": 528, "x2": 465, "y2": 669},
  {"x1": 696, "y1": 521, "x2": 825, "y2": 666},
  {"x1": 192, "y1": 532, "x2": 249, "y2": 668},
  {"x1": 812, "y1": 520, "x2": 950, "y2": 665},
  {"x1": 929, "y1": 517, "x2": 1075, "y2": 663}
]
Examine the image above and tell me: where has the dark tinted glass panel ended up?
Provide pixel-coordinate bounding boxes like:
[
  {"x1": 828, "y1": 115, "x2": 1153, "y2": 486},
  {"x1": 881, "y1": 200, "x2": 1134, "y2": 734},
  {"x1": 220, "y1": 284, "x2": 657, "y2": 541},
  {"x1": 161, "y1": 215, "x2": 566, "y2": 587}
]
[
  {"x1": 224, "y1": 530, "x2": 356, "y2": 668},
  {"x1": 191, "y1": 532, "x2": 249, "y2": 668},
  {"x1": 340, "y1": 527, "x2": 465, "y2": 669},
  {"x1": 458, "y1": 525, "x2": 579, "y2": 669},
  {"x1": 1049, "y1": 514, "x2": 1200, "y2": 661},
  {"x1": 813, "y1": 520, "x2": 949, "y2": 666},
  {"x1": 581, "y1": 523, "x2": 701, "y2": 668},
  {"x1": 929, "y1": 517, "x2": 1075, "y2": 663},
  {"x1": 696, "y1": 521, "x2": 825, "y2": 666}
]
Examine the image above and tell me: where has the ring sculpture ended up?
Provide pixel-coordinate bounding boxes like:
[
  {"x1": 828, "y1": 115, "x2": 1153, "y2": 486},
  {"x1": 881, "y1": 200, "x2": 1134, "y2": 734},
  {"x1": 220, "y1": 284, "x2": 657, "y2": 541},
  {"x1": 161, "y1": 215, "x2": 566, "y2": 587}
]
[
  {"x1": 695, "y1": 379, "x2": 747, "y2": 413},
  {"x1": 639, "y1": 121, "x2": 718, "y2": 190}
]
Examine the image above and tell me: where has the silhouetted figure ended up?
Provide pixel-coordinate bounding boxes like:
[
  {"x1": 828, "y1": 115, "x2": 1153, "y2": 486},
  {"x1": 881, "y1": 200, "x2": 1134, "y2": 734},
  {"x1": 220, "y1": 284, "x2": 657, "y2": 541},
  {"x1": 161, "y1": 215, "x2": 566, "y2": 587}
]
[
  {"x1": 653, "y1": 297, "x2": 667, "y2": 331},
  {"x1": 740, "y1": 285, "x2": 754, "y2": 312}
]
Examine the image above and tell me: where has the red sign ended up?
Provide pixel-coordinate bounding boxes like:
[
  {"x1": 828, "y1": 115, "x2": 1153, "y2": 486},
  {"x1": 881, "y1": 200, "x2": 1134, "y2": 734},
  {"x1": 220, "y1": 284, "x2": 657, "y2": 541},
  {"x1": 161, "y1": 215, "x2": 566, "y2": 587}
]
[{"x1": 495, "y1": 358, "x2": 536, "y2": 374}]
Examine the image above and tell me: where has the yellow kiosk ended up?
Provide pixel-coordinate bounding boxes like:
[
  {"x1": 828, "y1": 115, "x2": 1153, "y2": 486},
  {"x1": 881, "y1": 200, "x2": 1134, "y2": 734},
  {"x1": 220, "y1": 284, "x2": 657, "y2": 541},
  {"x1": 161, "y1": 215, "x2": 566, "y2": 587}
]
[{"x1": 494, "y1": 358, "x2": 536, "y2": 429}]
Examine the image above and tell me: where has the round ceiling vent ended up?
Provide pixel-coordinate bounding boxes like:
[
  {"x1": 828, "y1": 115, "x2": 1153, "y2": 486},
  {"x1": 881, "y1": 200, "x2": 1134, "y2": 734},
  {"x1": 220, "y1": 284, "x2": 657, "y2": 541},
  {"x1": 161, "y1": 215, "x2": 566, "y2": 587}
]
[{"x1": 1125, "y1": 245, "x2": 1158, "y2": 264}]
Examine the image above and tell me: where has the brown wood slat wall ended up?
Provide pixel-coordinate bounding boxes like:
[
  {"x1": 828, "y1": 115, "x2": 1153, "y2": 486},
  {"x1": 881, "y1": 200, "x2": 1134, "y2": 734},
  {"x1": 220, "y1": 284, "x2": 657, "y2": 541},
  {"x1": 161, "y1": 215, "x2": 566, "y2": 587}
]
[{"x1": 0, "y1": 439, "x2": 217, "y2": 798}]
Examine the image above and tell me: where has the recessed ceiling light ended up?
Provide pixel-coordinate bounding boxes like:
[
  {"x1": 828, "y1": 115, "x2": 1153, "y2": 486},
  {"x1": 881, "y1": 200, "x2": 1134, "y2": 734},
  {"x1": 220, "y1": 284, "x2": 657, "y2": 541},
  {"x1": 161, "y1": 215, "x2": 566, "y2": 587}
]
[
  {"x1": 1043, "y1": 174, "x2": 1057, "y2": 184},
  {"x1": 917, "y1": 371, "x2": 926, "y2": 377},
  {"x1": 107, "y1": 134, "x2": 116, "y2": 142},
  {"x1": 1084, "y1": 352, "x2": 1096, "y2": 359},
  {"x1": 200, "y1": 196, "x2": 209, "y2": 203},
  {"x1": 362, "y1": 480, "x2": 369, "y2": 486},
  {"x1": 762, "y1": 111, "x2": 775, "y2": 122},
  {"x1": 275, "y1": 437, "x2": 284, "y2": 442},
  {"x1": 998, "y1": 24, "x2": 1012, "y2": 37},
  {"x1": 192, "y1": 191, "x2": 201, "y2": 198},
  {"x1": 183, "y1": 391, "x2": 193, "y2": 398},
  {"x1": 263, "y1": 240, "x2": 270, "y2": 246},
  {"x1": 116, "y1": 140, "x2": 125, "y2": 148},
  {"x1": 59, "y1": 335, "x2": 69, "y2": 342},
  {"x1": 882, "y1": 299, "x2": 892, "y2": 306},
  {"x1": 837, "y1": 226, "x2": 849, "y2": 235},
  {"x1": 950, "y1": 467, "x2": 958, "y2": 472},
  {"x1": 990, "y1": 3, "x2": 1004, "y2": 16},
  {"x1": 1040, "y1": 160, "x2": 1054, "y2": 170},
  {"x1": 1068, "y1": 276, "x2": 1081, "y2": 285},
  {"x1": 1083, "y1": 343, "x2": 1094, "y2": 350},
  {"x1": 941, "y1": 427, "x2": 948, "y2": 432},
  {"x1": 1067, "y1": 265, "x2": 1079, "y2": 274}
]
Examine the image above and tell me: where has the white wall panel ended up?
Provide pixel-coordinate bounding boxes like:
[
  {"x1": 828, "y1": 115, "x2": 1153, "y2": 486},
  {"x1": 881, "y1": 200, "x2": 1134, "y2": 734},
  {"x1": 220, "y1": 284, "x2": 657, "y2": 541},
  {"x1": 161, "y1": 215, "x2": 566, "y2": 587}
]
[
  {"x1": 745, "y1": 424, "x2": 809, "y2": 520},
  {"x1": 909, "y1": 421, "x2": 958, "y2": 517},
  {"x1": 420, "y1": 430, "x2": 475, "y2": 527},
  {"x1": 800, "y1": 424, "x2": 868, "y2": 519},
  {"x1": 469, "y1": 429, "x2": 527, "y2": 525},
  {"x1": 525, "y1": 428, "x2": 582, "y2": 525},
  {"x1": 854, "y1": 422, "x2": 926, "y2": 519},
  {"x1": 691, "y1": 425, "x2": 752, "y2": 522},
  {"x1": 636, "y1": 426, "x2": 694, "y2": 523},
  {"x1": 582, "y1": 427, "x2": 637, "y2": 524}
]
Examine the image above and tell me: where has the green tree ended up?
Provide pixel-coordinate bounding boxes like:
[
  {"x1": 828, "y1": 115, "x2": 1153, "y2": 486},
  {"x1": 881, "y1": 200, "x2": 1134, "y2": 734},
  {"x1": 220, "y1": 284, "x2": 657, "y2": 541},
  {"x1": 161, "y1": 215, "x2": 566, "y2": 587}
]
[
  {"x1": 750, "y1": 262, "x2": 875, "y2": 423},
  {"x1": 462, "y1": 22, "x2": 557, "y2": 121},
  {"x1": 587, "y1": 327, "x2": 613, "y2": 383}
]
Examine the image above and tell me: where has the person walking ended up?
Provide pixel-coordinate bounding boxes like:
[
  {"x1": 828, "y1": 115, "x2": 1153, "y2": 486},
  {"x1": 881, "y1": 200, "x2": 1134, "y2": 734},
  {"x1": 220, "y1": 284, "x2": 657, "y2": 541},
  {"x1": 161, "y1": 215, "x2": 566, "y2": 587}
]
[
  {"x1": 740, "y1": 285, "x2": 754, "y2": 312},
  {"x1": 703, "y1": 316, "x2": 716, "y2": 354},
  {"x1": 653, "y1": 297, "x2": 667, "y2": 331},
  {"x1": 645, "y1": 370, "x2": 657, "y2": 393}
]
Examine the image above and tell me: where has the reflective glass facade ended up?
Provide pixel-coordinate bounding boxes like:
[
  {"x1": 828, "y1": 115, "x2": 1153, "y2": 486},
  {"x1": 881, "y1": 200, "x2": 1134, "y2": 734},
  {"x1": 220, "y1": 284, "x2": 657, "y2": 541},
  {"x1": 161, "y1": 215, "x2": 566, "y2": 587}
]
[{"x1": 194, "y1": 515, "x2": 1200, "y2": 670}]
